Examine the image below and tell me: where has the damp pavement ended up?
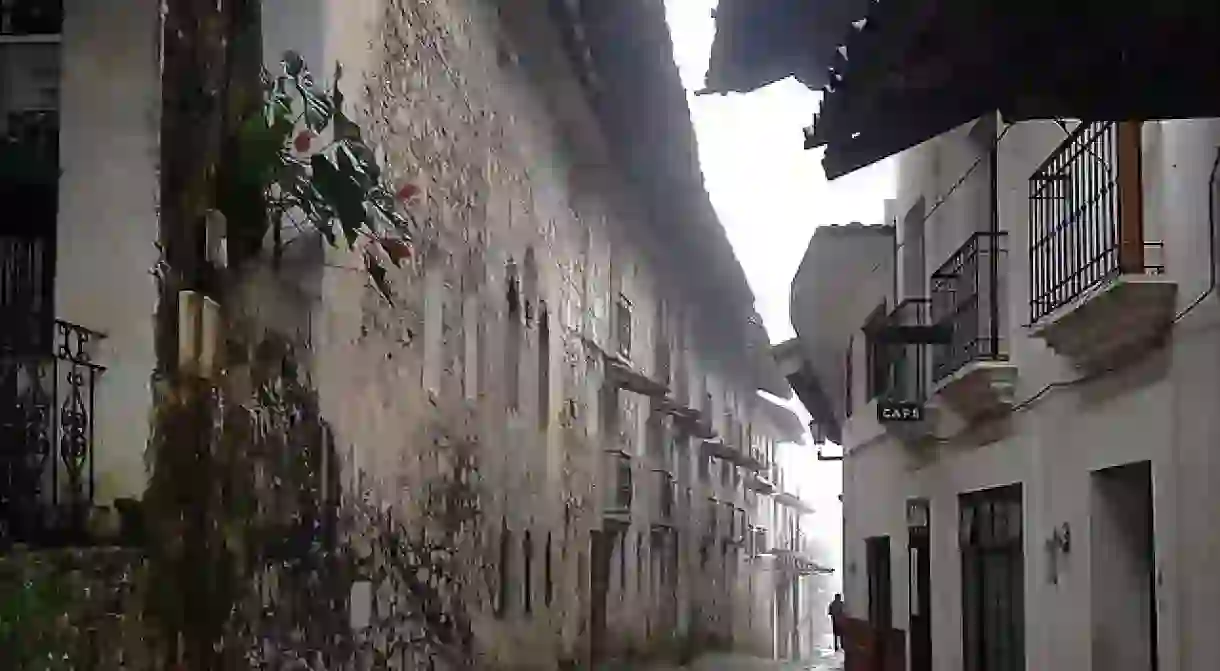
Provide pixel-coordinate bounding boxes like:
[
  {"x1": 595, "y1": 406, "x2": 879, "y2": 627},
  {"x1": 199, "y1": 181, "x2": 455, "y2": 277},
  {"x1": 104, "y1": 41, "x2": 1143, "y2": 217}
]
[{"x1": 636, "y1": 647, "x2": 845, "y2": 671}]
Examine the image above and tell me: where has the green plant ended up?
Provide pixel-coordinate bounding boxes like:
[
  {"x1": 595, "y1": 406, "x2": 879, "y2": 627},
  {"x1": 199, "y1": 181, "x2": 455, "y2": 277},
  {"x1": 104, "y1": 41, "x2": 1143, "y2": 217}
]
[
  {"x1": 222, "y1": 51, "x2": 422, "y2": 300},
  {"x1": 0, "y1": 571, "x2": 74, "y2": 671}
]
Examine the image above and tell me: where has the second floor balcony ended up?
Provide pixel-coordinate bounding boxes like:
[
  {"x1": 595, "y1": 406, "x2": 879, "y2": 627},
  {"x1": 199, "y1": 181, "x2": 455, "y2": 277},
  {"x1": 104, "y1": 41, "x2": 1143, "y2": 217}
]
[
  {"x1": 929, "y1": 231, "x2": 1017, "y2": 419},
  {"x1": 1028, "y1": 121, "x2": 1177, "y2": 371}
]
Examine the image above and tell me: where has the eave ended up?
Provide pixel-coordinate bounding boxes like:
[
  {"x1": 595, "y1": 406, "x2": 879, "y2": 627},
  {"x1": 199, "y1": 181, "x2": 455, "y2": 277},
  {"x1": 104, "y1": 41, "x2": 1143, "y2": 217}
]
[
  {"x1": 808, "y1": 0, "x2": 1220, "y2": 179},
  {"x1": 703, "y1": 0, "x2": 870, "y2": 94}
]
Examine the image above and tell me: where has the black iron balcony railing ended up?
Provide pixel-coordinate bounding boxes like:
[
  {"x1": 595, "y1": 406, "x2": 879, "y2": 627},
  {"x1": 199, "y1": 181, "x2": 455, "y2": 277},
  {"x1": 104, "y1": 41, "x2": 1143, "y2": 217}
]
[
  {"x1": 931, "y1": 232, "x2": 1008, "y2": 382},
  {"x1": 1029, "y1": 122, "x2": 1164, "y2": 323},
  {"x1": 869, "y1": 298, "x2": 933, "y2": 402},
  {"x1": 1, "y1": 320, "x2": 104, "y2": 547}
]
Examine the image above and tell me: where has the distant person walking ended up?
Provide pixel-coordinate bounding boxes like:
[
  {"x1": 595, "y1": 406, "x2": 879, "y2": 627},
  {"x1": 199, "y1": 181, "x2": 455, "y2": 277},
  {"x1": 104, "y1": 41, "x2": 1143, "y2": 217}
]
[{"x1": 829, "y1": 593, "x2": 846, "y2": 651}]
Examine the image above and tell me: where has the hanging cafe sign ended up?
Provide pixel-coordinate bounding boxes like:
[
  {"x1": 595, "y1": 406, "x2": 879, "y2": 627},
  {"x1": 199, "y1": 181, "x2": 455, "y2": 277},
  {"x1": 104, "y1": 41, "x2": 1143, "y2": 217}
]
[{"x1": 878, "y1": 400, "x2": 924, "y2": 423}]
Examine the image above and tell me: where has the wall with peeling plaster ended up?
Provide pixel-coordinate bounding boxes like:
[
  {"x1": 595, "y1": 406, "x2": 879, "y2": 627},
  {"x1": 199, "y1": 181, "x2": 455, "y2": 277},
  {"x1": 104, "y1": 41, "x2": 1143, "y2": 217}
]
[{"x1": 251, "y1": 0, "x2": 800, "y2": 667}]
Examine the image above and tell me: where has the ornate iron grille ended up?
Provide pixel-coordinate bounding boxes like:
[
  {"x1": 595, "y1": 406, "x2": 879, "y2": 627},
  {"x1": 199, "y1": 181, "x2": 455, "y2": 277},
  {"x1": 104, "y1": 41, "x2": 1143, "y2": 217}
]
[
  {"x1": 0, "y1": 320, "x2": 104, "y2": 547},
  {"x1": 931, "y1": 232, "x2": 1008, "y2": 382},
  {"x1": 1028, "y1": 121, "x2": 1164, "y2": 323}
]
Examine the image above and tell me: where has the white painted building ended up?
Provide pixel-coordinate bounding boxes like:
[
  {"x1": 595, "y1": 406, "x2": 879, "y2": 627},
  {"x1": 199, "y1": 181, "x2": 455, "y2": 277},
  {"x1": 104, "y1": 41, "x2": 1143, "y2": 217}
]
[{"x1": 787, "y1": 116, "x2": 1220, "y2": 671}]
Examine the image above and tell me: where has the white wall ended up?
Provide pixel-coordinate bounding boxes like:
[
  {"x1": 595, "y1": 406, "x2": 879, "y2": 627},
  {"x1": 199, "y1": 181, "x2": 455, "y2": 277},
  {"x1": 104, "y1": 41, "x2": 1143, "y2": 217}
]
[
  {"x1": 56, "y1": 0, "x2": 162, "y2": 504},
  {"x1": 804, "y1": 116, "x2": 1220, "y2": 671}
]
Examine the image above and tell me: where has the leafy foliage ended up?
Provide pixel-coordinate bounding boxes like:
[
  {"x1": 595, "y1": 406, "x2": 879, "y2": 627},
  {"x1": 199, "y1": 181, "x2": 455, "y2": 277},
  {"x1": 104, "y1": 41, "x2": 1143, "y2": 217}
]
[
  {"x1": 0, "y1": 571, "x2": 73, "y2": 671},
  {"x1": 225, "y1": 51, "x2": 422, "y2": 301}
]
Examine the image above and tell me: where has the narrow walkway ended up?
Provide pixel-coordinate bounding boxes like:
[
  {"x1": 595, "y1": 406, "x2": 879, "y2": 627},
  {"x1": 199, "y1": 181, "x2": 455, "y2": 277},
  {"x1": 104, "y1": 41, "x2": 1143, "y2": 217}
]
[{"x1": 646, "y1": 647, "x2": 843, "y2": 670}]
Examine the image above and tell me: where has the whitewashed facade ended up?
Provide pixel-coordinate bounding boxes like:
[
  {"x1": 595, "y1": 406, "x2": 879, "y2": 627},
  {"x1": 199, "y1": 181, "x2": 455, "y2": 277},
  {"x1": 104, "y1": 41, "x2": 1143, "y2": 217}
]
[{"x1": 788, "y1": 116, "x2": 1220, "y2": 671}]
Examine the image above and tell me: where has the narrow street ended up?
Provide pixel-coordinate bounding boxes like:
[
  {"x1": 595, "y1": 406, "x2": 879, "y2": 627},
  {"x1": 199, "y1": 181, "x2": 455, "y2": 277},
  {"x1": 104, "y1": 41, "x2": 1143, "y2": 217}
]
[{"x1": 641, "y1": 648, "x2": 843, "y2": 671}]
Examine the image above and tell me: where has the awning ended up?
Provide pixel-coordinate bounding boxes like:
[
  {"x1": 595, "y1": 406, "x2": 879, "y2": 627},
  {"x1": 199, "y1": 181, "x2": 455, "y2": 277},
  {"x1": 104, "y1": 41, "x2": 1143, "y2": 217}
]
[{"x1": 809, "y1": 0, "x2": 1220, "y2": 179}]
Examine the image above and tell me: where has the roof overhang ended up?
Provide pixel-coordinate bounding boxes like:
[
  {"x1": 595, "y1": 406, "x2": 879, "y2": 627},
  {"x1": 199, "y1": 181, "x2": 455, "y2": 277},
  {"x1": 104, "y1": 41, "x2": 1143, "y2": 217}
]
[
  {"x1": 703, "y1": 0, "x2": 871, "y2": 94},
  {"x1": 756, "y1": 393, "x2": 807, "y2": 444},
  {"x1": 808, "y1": 0, "x2": 1220, "y2": 179}
]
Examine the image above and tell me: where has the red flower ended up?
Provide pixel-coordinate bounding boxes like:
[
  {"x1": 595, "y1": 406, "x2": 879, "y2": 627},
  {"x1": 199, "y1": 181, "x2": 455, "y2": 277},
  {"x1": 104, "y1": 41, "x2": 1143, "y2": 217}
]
[
  {"x1": 293, "y1": 130, "x2": 313, "y2": 153},
  {"x1": 381, "y1": 238, "x2": 414, "y2": 265},
  {"x1": 396, "y1": 183, "x2": 421, "y2": 202}
]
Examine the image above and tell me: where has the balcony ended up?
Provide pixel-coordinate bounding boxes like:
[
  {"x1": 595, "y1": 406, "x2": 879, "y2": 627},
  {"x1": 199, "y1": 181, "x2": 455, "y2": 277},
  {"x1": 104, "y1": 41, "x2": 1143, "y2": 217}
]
[
  {"x1": 870, "y1": 298, "x2": 940, "y2": 443},
  {"x1": 774, "y1": 491, "x2": 814, "y2": 515},
  {"x1": 745, "y1": 471, "x2": 776, "y2": 495},
  {"x1": 1029, "y1": 122, "x2": 1176, "y2": 372},
  {"x1": 930, "y1": 232, "x2": 1016, "y2": 419},
  {"x1": 1, "y1": 321, "x2": 106, "y2": 547},
  {"x1": 603, "y1": 449, "x2": 633, "y2": 521}
]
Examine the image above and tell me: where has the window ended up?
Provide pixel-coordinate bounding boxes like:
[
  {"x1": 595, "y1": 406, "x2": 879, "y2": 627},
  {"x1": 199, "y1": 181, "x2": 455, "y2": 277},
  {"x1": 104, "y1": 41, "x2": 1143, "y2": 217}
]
[
  {"x1": 538, "y1": 302, "x2": 550, "y2": 429},
  {"x1": 636, "y1": 531, "x2": 644, "y2": 593},
  {"x1": 605, "y1": 451, "x2": 633, "y2": 512},
  {"x1": 865, "y1": 303, "x2": 892, "y2": 400},
  {"x1": 523, "y1": 530, "x2": 534, "y2": 614},
  {"x1": 506, "y1": 260, "x2": 522, "y2": 411},
  {"x1": 654, "y1": 300, "x2": 671, "y2": 385},
  {"x1": 545, "y1": 533, "x2": 554, "y2": 607},
  {"x1": 0, "y1": 0, "x2": 63, "y2": 35},
  {"x1": 615, "y1": 294, "x2": 632, "y2": 359},
  {"x1": 601, "y1": 383, "x2": 620, "y2": 444},
  {"x1": 496, "y1": 521, "x2": 511, "y2": 618}
]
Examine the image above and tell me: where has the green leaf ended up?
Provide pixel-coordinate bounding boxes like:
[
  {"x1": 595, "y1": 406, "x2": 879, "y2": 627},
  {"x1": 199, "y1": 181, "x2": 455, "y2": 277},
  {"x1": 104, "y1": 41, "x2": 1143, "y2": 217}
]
[
  {"x1": 299, "y1": 86, "x2": 334, "y2": 133},
  {"x1": 236, "y1": 113, "x2": 292, "y2": 188},
  {"x1": 365, "y1": 252, "x2": 394, "y2": 304},
  {"x1": 283, "y1": 50, "x2": 305, "y2": 77},
  {"x1": 311, "y1": 152, "x2": 367, "y2": 247}
]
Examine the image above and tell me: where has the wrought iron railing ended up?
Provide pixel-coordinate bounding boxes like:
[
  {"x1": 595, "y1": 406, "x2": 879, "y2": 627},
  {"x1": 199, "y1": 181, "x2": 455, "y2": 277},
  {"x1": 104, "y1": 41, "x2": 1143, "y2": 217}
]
[
  {"x1": 1029, "y1": 122, "x2": 1164, "y2": 323},
  {"x1": 873, "y1": 298, "x2": 932, "y2": 403},
  {"x1": 0, "y1": 320, "x2": 104, "y2": 546},
  {"x1": 931, "y1": 232, "x2": 1008, "y2": 382}
]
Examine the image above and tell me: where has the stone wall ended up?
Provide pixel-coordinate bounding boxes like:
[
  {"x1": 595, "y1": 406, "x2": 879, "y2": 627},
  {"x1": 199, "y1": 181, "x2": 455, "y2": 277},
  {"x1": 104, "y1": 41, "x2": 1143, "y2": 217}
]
[
  {"x1": 264, "y1": 0, "x2": 787, "y2": 668},
  {"x1": 0, "y1": 0, "x2": 791, "y2": 668}
]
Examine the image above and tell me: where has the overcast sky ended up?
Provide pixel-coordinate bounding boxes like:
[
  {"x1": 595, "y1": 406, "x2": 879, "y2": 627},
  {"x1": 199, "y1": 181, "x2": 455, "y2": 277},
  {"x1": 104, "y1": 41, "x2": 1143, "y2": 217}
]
[
  {"x1": 661, "y1": 1, "x2": 895, "y2": 571},
  {"x1": 661, "y1": 0, "x2": 895, "y2": 344}
]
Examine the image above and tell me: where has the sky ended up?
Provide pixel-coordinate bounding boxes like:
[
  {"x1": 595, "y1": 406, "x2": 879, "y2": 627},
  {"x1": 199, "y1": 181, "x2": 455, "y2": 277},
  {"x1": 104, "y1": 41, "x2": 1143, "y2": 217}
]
[
  {"x1": 661, "y1": 0, "x2": 896, "y2": 345},
  {"x1": 661, "y1": 0, "x2": 897, "y2": 572}
]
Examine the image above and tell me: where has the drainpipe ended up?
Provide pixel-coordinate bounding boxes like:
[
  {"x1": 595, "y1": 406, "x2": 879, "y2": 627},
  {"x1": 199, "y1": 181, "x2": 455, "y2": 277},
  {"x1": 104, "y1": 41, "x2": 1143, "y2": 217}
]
[{"x1": 989, "y1": 130, "x2": 1001, "y2": 358}]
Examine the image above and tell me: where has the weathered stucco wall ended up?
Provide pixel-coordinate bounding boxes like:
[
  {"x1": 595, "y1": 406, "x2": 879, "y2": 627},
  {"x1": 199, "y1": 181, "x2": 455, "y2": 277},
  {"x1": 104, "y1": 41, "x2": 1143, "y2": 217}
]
[
  {"x1": 56, "y1": 0, "x2": 162, "y2": 506},
  {"x1": 250, "y1": 0, "x2": 789, "y2": 667}
]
